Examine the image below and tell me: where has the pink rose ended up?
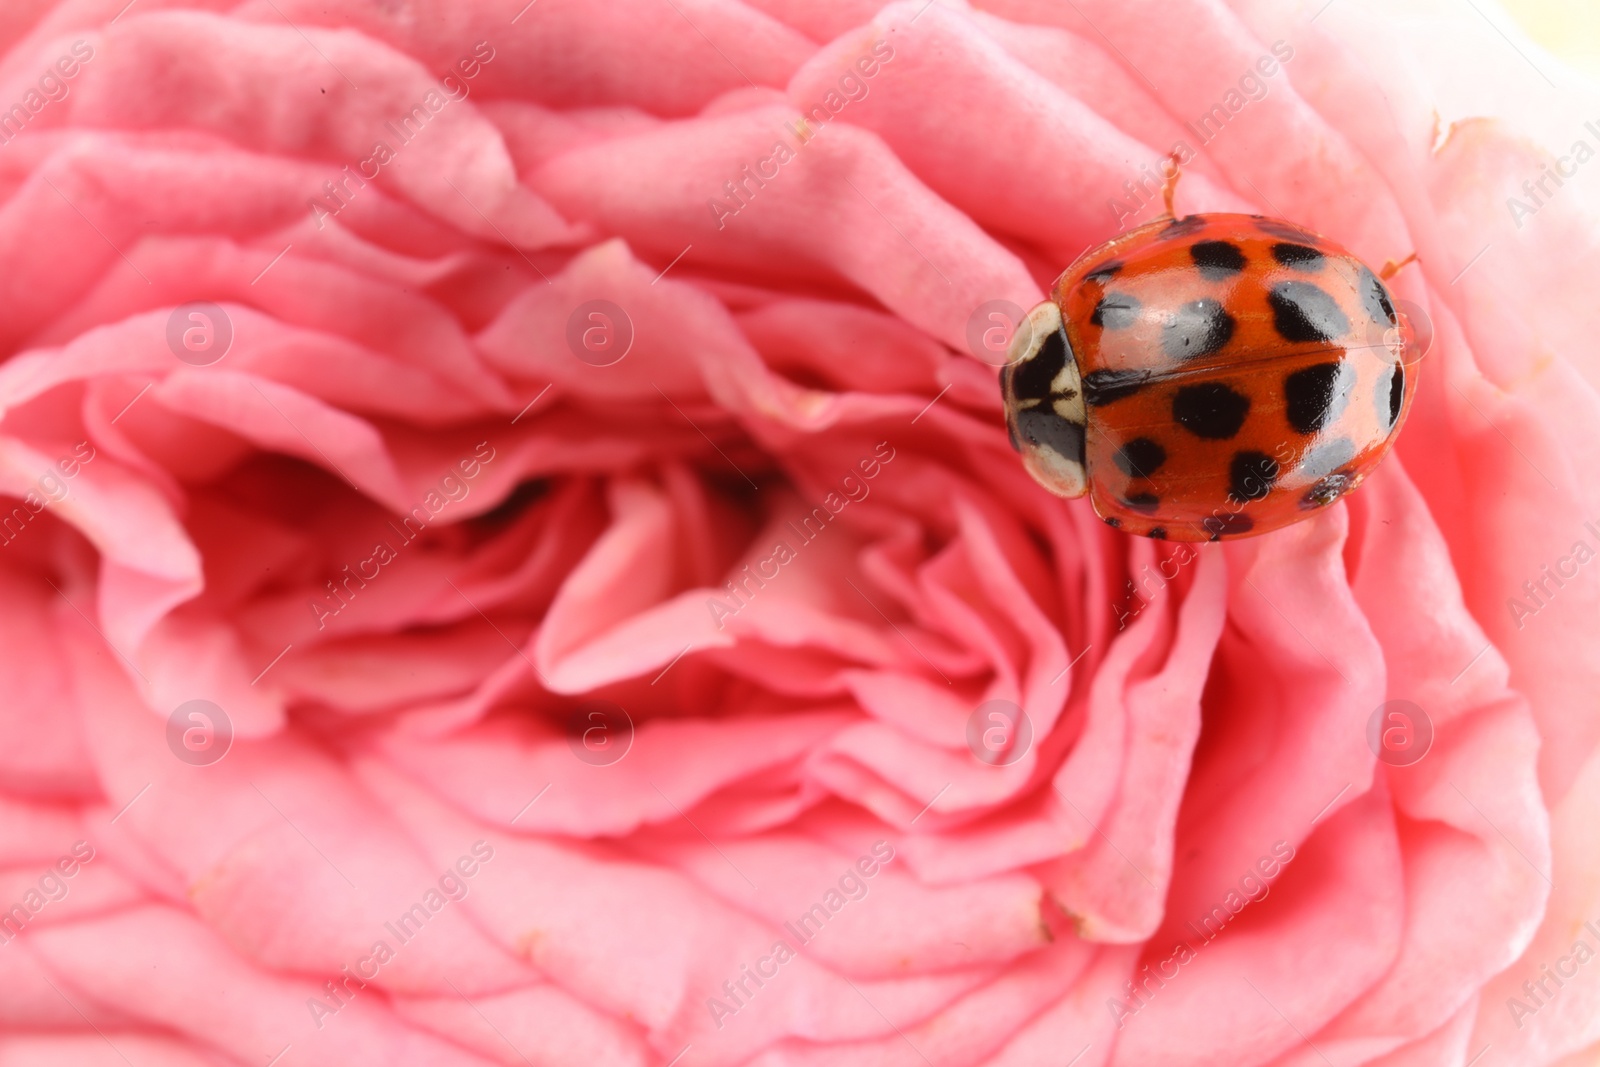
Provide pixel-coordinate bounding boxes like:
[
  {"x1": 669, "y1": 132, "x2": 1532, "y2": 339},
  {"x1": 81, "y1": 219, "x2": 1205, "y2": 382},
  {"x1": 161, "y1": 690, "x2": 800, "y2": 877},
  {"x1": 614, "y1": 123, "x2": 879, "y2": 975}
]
[{"x1": 1, "y1": 1, "x2": 1597, "y2": 1064}]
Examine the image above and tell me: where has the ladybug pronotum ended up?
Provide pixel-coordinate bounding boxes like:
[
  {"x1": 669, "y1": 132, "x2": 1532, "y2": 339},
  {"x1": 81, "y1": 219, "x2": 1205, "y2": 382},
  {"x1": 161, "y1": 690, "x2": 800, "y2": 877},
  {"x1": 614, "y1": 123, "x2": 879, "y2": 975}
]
[{"x1": 1000, "y1": 168, "x2": 1421, "y2": 542}]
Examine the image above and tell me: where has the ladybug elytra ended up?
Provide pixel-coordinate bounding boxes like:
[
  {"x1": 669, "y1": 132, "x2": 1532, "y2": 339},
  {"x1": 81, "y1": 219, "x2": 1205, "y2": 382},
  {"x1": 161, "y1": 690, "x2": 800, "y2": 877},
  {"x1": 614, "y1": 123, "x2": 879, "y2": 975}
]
[{"x1": 1000, "y1": 163, "x2": 1422, "y2": 541}]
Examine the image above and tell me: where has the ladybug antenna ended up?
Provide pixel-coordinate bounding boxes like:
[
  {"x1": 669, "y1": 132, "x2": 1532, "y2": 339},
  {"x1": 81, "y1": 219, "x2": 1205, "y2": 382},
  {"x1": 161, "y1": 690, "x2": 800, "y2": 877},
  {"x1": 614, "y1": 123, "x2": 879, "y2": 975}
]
[
  {"x1": 1380, "y1": 252, "x2": 1419, "y2": 281},
  {"x1": 1160, "y1": 150, "x2": 1183, "y2": 220}
]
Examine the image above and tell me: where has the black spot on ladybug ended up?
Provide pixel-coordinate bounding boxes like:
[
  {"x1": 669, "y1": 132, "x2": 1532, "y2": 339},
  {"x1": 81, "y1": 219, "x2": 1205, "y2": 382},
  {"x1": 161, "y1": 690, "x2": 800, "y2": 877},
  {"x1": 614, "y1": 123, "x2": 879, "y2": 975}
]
[
  {"x1": 1083, "y1": 369, "x2": 1152, "y2": 407},
  {"x1": 1284, "y1": 360, "x2": 1357, "y2": 435},
  {"x1": 1016, "y1": 407, "x2": 1085, "y2": 464},
  {"x1": 1298, "y1": 437, "x2": 1356, "y2": 479},
  {"x1": 1011, "y1": 328, "x2": 1068, "y2": 400},
  {"x1": 1092, "y1": 292, "x2": 1141, "y2": 330},
  {"x1": 1104, "y1": 516, "x2": 1122, "y2": 528},
  {"x1": 1162, "y1": 299, "x2": 1235, "y2": 361},
  {"x1": 1123, "y1": 492, "x2": 1161, "y2": 513},
  {"x1": 1385, "y1": 361, "x2": 1405, "y2": 428},
  {"x1": 1301, "y1": 473, "x2": 1352, "y2": 509},
  {"x1": 1253, "y1": 216, "x2": 1319, "y2": 243},
  {"x1": 1172, "y1": 382, "x2": 1251, "y2": 439},
  {"x1": 1359, "y1": 266, "x2": 1398, "y2": 327},
  {"x1": 1147, "y1": 527, "x2": 1168, "y2": 540},
  {"x1": 1114, "y1": 437, "x2": 1167, "y2": 479},
  {"x1": 1270, "y1": 281, "x2": 1351, "y2": 343},
  {"x1": 1190, "y1": 240, "x2": 1247, "y2": 280},
  {"x1": 1229, "y1": 451, "x2": 1280, "y2": 503},
  {"x1": 1202, "y1": 512, "x2": 1255, "y2": 539},
  {"x1": 1163, "y1": 215, "x2": 1208, "y2": 238},
  {"x1": 1272, "y1": 243, "x2": 1325, "y2": 270},
  {"x1": 1085, "y1": 261, "x2": 1123, "y2": 284}
]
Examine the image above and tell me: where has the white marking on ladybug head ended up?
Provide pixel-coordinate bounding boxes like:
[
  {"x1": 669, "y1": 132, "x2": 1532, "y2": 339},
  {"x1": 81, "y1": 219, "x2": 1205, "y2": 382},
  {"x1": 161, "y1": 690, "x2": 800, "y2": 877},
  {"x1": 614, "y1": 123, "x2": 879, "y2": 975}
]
[
  {"x1": 1022, "y1": 443, "x2": 1088, "y2": 498},
  {"x1": 1048, "y1": 366, "x2": 1084, "y2": 425},
  {"x1": 1006, "y1": 299, "x2": 1061, "y2": 367},
  {"x1": 1001, "y1": 299, "x2": 1087, "y2": 500}
]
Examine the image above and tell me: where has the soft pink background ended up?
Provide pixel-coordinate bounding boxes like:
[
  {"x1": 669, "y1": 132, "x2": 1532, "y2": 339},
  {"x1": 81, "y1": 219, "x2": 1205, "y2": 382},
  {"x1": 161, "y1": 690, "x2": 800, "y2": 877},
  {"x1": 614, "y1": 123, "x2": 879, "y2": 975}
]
[{"x1": 0, "y1": 1, "x2": 1598, "y2": 1065}]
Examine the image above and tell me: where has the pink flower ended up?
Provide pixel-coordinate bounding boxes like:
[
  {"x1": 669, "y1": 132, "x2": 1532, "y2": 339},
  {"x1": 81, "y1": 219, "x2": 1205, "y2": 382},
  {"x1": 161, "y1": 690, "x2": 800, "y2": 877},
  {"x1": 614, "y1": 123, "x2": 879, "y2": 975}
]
[{"x1": 1, "y1": 0, "x2": 1597, "y2": 1064}]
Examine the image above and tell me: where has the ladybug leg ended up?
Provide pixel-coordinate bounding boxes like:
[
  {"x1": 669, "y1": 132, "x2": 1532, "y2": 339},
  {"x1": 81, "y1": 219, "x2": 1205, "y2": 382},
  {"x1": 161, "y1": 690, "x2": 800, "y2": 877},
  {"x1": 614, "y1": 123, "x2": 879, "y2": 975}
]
[
  {"x1": 1380, "y1": 252, "x2": 1419, "y2": 280},
  {"x1": 1159, "y1": 150, "x2": 1184, "y2": 219}
]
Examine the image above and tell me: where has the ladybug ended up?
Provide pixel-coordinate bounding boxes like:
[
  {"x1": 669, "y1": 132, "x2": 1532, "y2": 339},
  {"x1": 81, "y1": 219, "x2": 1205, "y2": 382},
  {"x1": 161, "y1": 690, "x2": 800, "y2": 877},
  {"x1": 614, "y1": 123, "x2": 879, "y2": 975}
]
[{"x1": 1000, "y1": 162, "x2": 1422, "y2": 541}]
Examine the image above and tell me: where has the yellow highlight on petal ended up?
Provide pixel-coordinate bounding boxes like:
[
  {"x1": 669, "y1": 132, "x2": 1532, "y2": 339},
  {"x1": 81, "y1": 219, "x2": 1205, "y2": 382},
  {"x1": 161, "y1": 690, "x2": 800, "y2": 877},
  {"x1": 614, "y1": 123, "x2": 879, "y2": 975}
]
[{"x1": 1500, "y1": 0, "x2": 1600, "y2": 84}]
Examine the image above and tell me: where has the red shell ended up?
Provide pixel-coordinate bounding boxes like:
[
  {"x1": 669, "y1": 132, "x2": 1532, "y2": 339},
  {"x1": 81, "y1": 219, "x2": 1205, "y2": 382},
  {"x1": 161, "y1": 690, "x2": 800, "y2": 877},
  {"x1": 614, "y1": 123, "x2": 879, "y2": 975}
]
[{"x1": 1051, "y1": 212, "x2": 1419, "y2": 541}]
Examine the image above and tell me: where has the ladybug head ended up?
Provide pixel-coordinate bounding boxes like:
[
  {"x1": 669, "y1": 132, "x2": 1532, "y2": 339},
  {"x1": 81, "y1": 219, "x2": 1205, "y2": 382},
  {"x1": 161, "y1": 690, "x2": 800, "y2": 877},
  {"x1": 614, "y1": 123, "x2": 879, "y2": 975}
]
[{"x1": 999, "y1": 300, "x2": 1088, "y2": 499}]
